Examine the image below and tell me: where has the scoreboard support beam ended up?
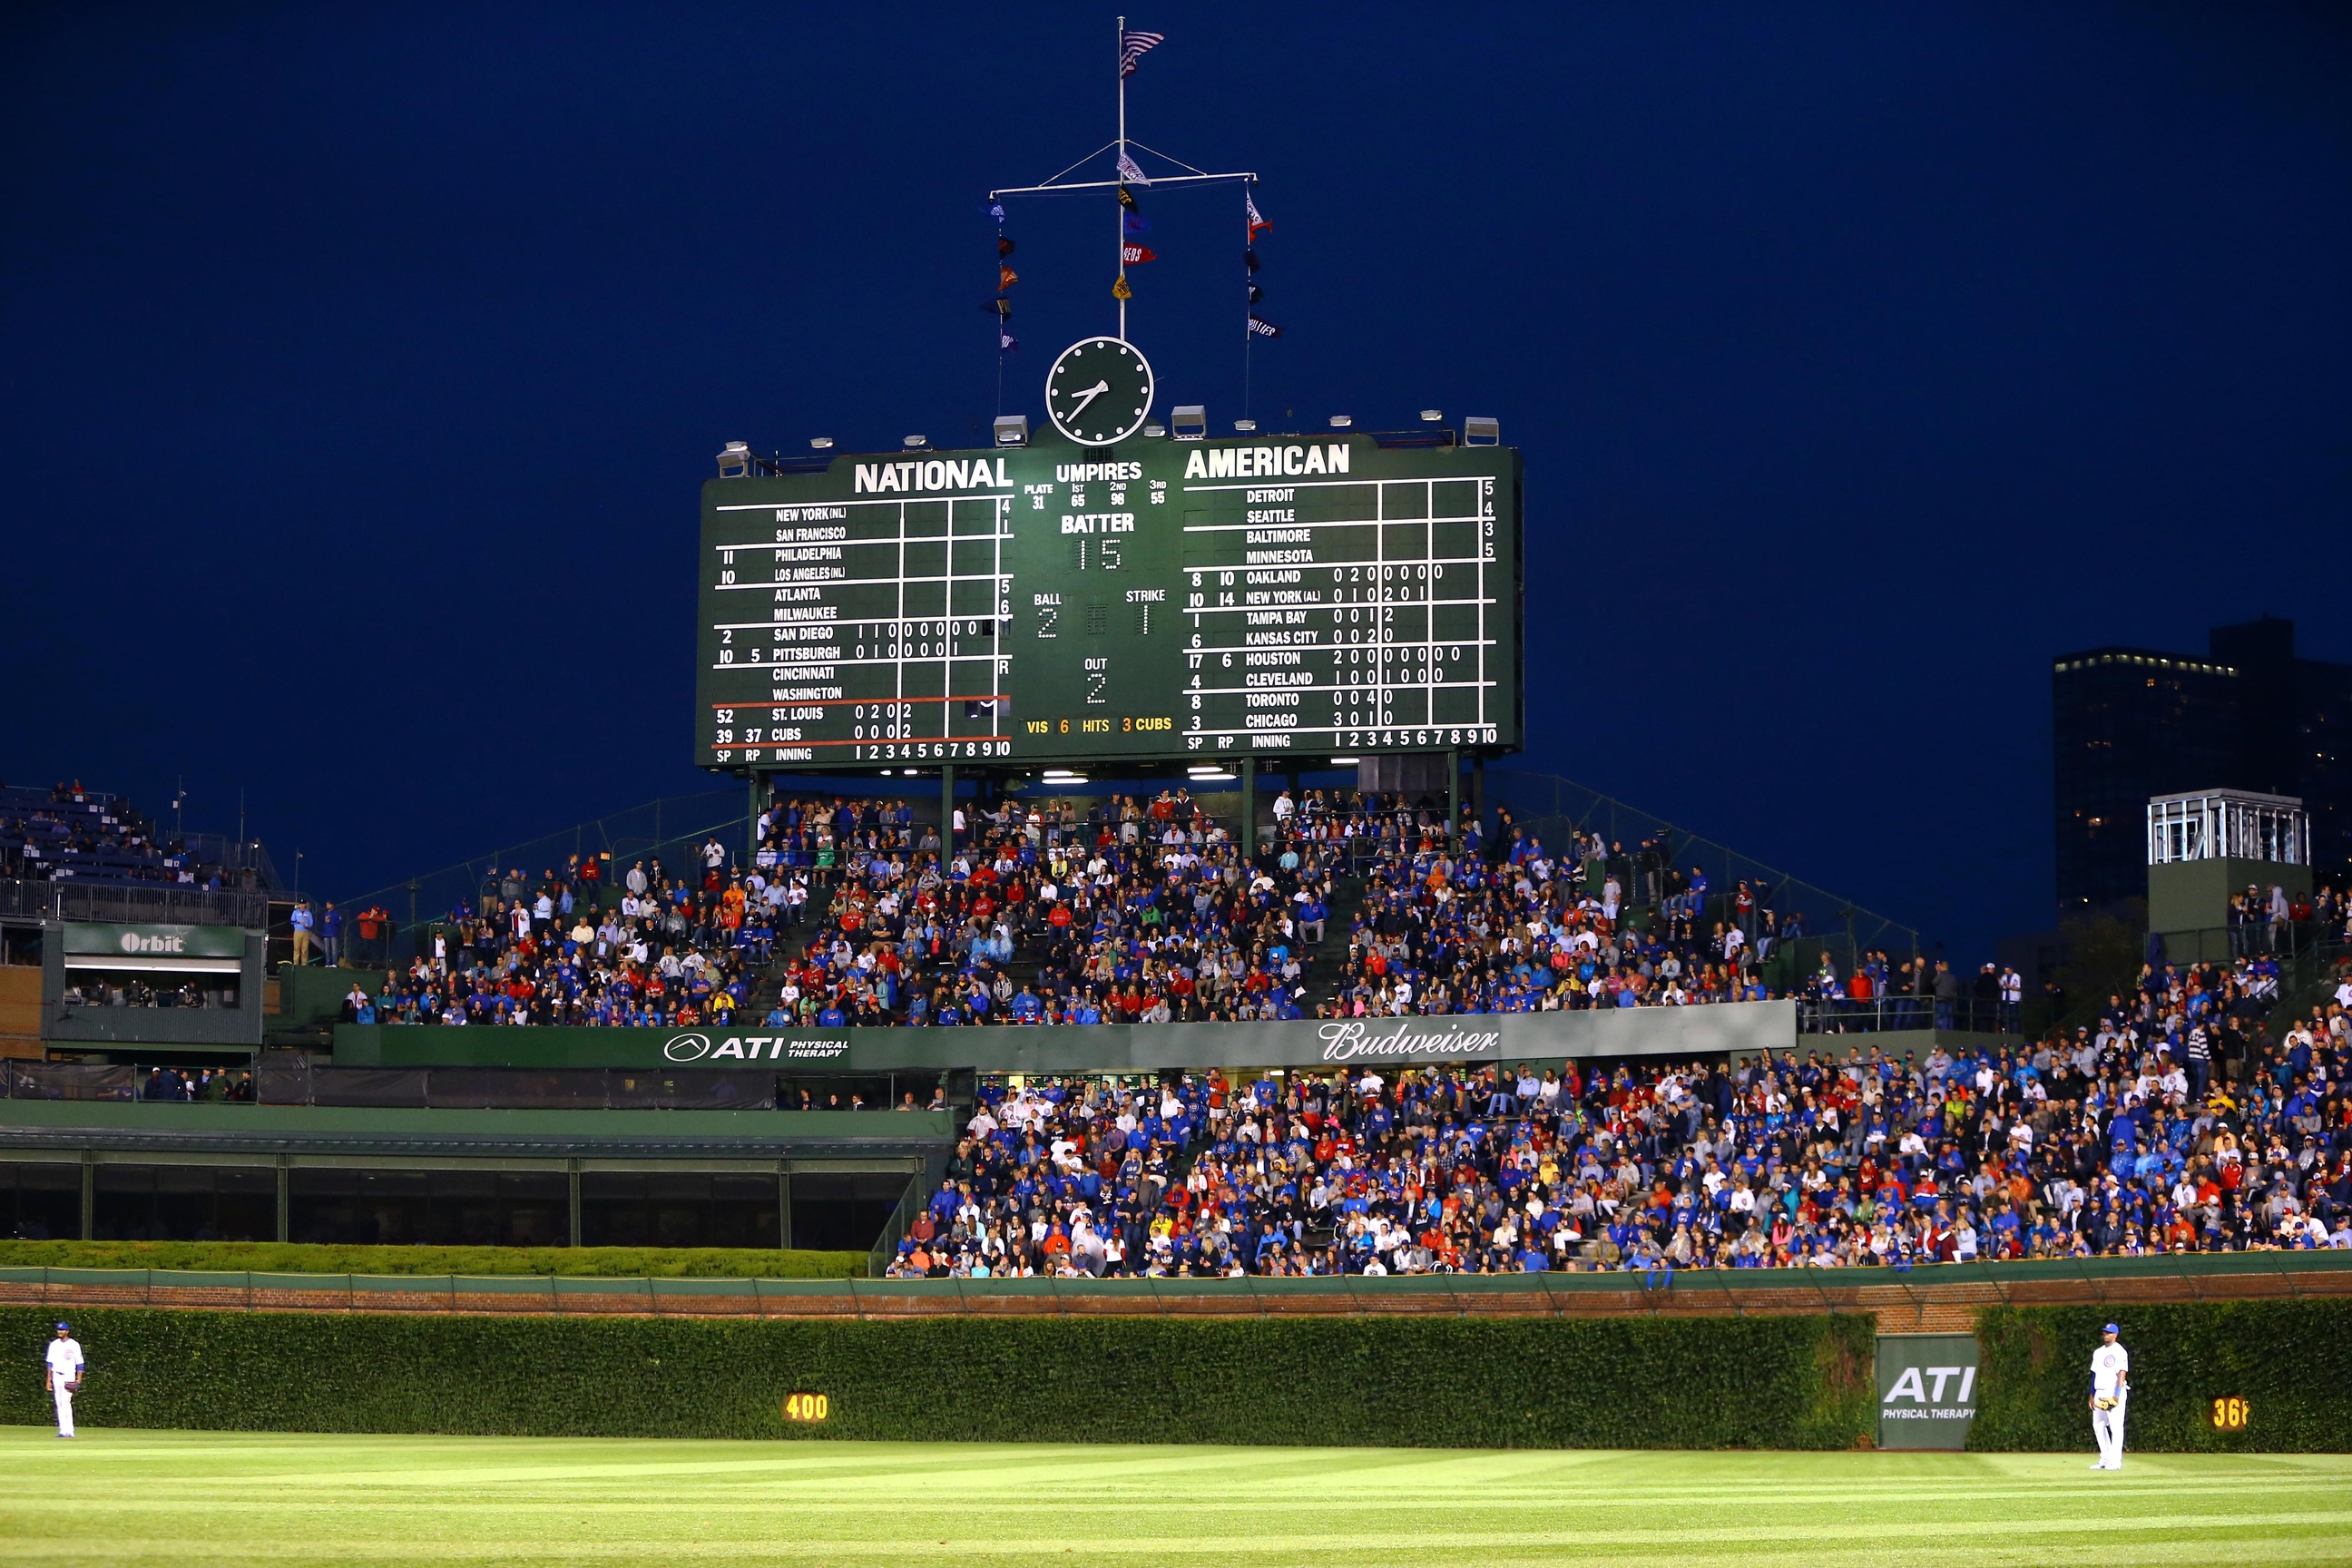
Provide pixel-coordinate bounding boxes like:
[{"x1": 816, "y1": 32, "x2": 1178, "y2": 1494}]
[
  {"x1": 1446, "y1": 747, "x2": 1461, "y2": 846},
  {"x1": 939, "y1": 763, "x2": 956, "y2": 855},
  {"x1": 1473, "y1": 755, "x2": 1487, "y2": 846},
  {"x1": 745, "y1": 772, "x2": 763, "y2": 867},
  {"x1": 1239, "y1": 757, "x2": 1256, "y2": 864}
]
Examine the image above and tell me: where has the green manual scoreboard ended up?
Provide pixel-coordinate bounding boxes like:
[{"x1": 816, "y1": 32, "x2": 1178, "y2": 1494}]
[{"x1": 697, "y1": 416, "x2": 1521, "y2": 773}]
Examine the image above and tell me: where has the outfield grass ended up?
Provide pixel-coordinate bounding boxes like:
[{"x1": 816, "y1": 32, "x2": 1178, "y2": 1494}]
[{"x1": 1, "y1": 1428, "x2": 2347, "y2": 1567}]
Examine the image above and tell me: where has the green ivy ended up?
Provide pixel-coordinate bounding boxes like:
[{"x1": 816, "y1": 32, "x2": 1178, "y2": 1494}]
[
  {"x1": 0, "y1": 1240, "x2": 865, "y2": 1279},
  {"x1": 0, "y1": 1307, "x2": 1873, "y2": 1450},
  {"x1": 1972, "y1": 1300, "x2": 2352, "y2": 1453}
]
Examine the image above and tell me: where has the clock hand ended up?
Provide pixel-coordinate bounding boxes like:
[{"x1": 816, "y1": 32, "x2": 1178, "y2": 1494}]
[{"x1": 1066, "y1": 378, "x2": 1111, "y2": 416}]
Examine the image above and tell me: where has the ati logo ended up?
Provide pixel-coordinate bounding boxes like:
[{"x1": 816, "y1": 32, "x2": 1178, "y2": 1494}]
[
  {"x1": 662, "y1": 1033, "x2": 849, "y2": 1063},
  {"x1": 119, "y1": 931, "x2": 187, "y2": 955},
  {"x1": 1884, "y1": 1366, "x2": 1975, "y2": 1407}
]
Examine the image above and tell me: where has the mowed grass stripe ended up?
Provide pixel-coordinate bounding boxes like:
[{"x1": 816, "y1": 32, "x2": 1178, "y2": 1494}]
[{"x1": 4, "y1": 1432, "x2": 2349, "y2": 1568}]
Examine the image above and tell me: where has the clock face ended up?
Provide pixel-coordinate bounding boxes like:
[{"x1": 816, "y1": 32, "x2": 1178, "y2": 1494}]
[{"x1": 1044, "y1": 336, "x2": 1154, "y2": 446}]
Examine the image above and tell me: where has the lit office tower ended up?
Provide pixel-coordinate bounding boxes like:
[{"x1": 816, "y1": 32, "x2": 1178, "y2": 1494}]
[{"x1": 2053, "y1": 615, "x2": 2351, "y2": 916}]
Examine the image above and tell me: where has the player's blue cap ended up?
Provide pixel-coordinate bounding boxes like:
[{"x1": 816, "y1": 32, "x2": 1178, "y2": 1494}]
[
  {"x1": 2103, "y1": 1322, "x2": 2119, "y2": 1333},
  {"x1": 54, "y1": 1321, "x2": 69, "y2": 1330}
]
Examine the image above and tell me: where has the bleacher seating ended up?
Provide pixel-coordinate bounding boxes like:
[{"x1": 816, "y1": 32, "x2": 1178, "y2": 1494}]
[{"x1": 0, "y1": 781, "x2": 248, "y2": 890}]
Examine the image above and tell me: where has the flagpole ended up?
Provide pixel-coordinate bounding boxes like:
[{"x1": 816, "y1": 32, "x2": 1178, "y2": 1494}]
[{"x1": 1115, "y1": 15, "x2": 1127, "y2": 342}]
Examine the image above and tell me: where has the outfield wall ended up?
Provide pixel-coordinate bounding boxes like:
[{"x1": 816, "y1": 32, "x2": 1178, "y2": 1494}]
[
  {"x1": 0, "y1": 1308, "x2": 1873, "y2": 1450},
  {"x1": 4, "y1": 1299, "x2": 2342, "y2": 1450},
  {"x1": 7, "y1": 1248, "x2": 2344, "y2": 1334}
]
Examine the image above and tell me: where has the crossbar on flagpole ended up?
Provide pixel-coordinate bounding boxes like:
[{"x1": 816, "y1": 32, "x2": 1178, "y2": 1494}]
[{"x1": 988, "y1": 172, "x2": 1257, "y2": 201}]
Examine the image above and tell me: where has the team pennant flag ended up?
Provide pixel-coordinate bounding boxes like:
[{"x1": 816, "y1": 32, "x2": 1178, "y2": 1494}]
[
  {"x1": 1119, "y1": 29, "x2": 1164, "y2": 77},
  {"x1": 1244, "y1": 248, "x2": 1260, "y2": 273},
  {"x1": 1246, "y1": 192, "x2": 1269, "y2": 240},
  {"x1": 998, "y1": 266, "x2": 1019, "y2": 290},
  {"x1": 998, "y1": 236, "x2": 1016, "y2": 258},
  {"x1": 1122, "y1": 212, "x2": 1150, "y2": 236},
  {"x1": 1121, "y1": 244, "x2": 1157, "y2": 266},
  {"x1": 988, "y1": 202, "x2": 1004, "y2": 224},
  {"x1": 1112, "y1": 274, "x2": 1133, "y2": 301},
  {"x1": 999, "y1": 332, "x2": 1018, "y2": 353},
  {"x1": 1116, "y1": 151, "x2": 1150, "y2": 186},
  {"x1": 1248, "y1": 314, "x2": 1281, "y2": 339},
  {"x1": 1247, "y1": 283, "x2": 1263, "y2": 305},
  {"x1": 981, "y1": 296, "x2": 1012, "y2": 319},
  {"x1": 1117, "y1": 183, "x2": 1140, "y2": 212}
]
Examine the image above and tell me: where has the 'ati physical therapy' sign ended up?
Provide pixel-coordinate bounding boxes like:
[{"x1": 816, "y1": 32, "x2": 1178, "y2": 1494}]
[
  {"x1": 1876, "y1": 1333, "x2": 1980, "y2": 1451},
  {"x1": 331, "y1": 1000, "x2": 1795, "y2": 1074}
]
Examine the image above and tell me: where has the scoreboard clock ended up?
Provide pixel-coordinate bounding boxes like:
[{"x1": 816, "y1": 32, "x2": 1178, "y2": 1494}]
[
  {"x1": 1045, "y1": 336, "x2": 1156, "y2": 446},
  {"x1": 695, "y1": 344, "x2": 1522, "y2": 772}
]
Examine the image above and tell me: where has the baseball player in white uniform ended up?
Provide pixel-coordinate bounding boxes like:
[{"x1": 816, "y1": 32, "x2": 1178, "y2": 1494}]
[
  {"x1": 45, "y1": 1321, "x2": 83, "y2": 1439},
  {"x1": 2088, "y1": 1321, "x2": 2129, "y2": 1469}
]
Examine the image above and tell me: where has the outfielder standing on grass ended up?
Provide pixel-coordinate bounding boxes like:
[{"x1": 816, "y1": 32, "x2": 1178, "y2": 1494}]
[
  {"x1": 46, "y1": 1321, "x2": 83, "y2": 1439},
  {"x1": 2088, "y1": 1321, "x2": 2129, "y2": 1470}
]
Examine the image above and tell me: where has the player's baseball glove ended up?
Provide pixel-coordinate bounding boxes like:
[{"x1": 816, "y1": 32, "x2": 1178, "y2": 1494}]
[{"x1": 2093, "y1": 1396, "x2": 2118, "y2": 1411}]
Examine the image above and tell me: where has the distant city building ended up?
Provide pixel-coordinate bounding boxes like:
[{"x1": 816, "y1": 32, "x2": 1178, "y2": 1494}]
[{"x1": 2053, "y1": 614, "x2": 2350, "y2": 917}]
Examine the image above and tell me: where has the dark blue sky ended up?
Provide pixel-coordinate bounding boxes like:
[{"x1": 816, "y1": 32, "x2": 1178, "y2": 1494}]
[{"x1": 4, "y1": 4, "x2": 2346, "y2": 955}]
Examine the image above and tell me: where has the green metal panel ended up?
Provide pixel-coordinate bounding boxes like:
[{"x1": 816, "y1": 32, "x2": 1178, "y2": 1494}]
[
  {"x1": 1876, "y1": 1332, "x2": 1980, "y2": 1450},
  {"x1": 330, "y1": 1001, "x2": 1797, "y2": 1073},
  {"x1": 0, "y1": 1099, "x2": 954, "y2": 1142}
]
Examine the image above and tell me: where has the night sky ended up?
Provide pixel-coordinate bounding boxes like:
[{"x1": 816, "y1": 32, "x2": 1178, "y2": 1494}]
[{"x1": 4, "y1": 4, "x2": 2346, "y2": 956}]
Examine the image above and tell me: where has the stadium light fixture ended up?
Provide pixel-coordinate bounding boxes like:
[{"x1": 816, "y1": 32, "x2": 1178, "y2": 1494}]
[
  {"x1": 1232, "y1": 418, "x2": 1257, "y2": 433},
  {"x1": 1142, "y1": 423, "x2": 1166, "y2": 438},
  {"x1": 903, "y1": 434, "x2": 930, "y2": 450},
  {"x1": 1419, "y1": 410, "x2": 1443, "y2": 423},
  {"x1": 994, "y1": 414, "x2": 1029, "y2": 447},
  {"x1": 1464, "y1": 416, "x2": 1499, "y2": 446},
  {"x1": 1171, "y1": 406, "x2": 1207, "y2": 440},
  {"x1": 1328, "y1": 415, "x2": 1352, "y2": 429},
  {"x1": 809, "y1": 436, "x2": 836, "y2": 450},
  {"x1": 717, "y1": 441, "x2": 750, "y2": 478}
]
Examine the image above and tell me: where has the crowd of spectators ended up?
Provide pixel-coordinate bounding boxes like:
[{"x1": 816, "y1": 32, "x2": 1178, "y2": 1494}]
[
  {"x1": 364, "y1": 848, "x2": 779, "y2": 1028},
  {"x1": 746, "y1": 789, "x2": 1335, "y2": 1028},
  {"x1": 887, "y1": 943, "x2": 2352, "y2": 1277},
  {"x1": 361, "y1": 787, "x2": 2350, "y2": 1047}
]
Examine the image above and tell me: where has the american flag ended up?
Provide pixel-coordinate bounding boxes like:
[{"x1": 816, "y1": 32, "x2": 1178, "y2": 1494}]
[{"x1": 1120, "y1": 29, "x2": 1164, "y2": 77}]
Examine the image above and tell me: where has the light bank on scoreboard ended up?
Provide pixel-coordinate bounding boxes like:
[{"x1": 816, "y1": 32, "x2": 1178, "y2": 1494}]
[{"x1": 696, "y1": 341, "x2": 1523, "y2": 773}]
